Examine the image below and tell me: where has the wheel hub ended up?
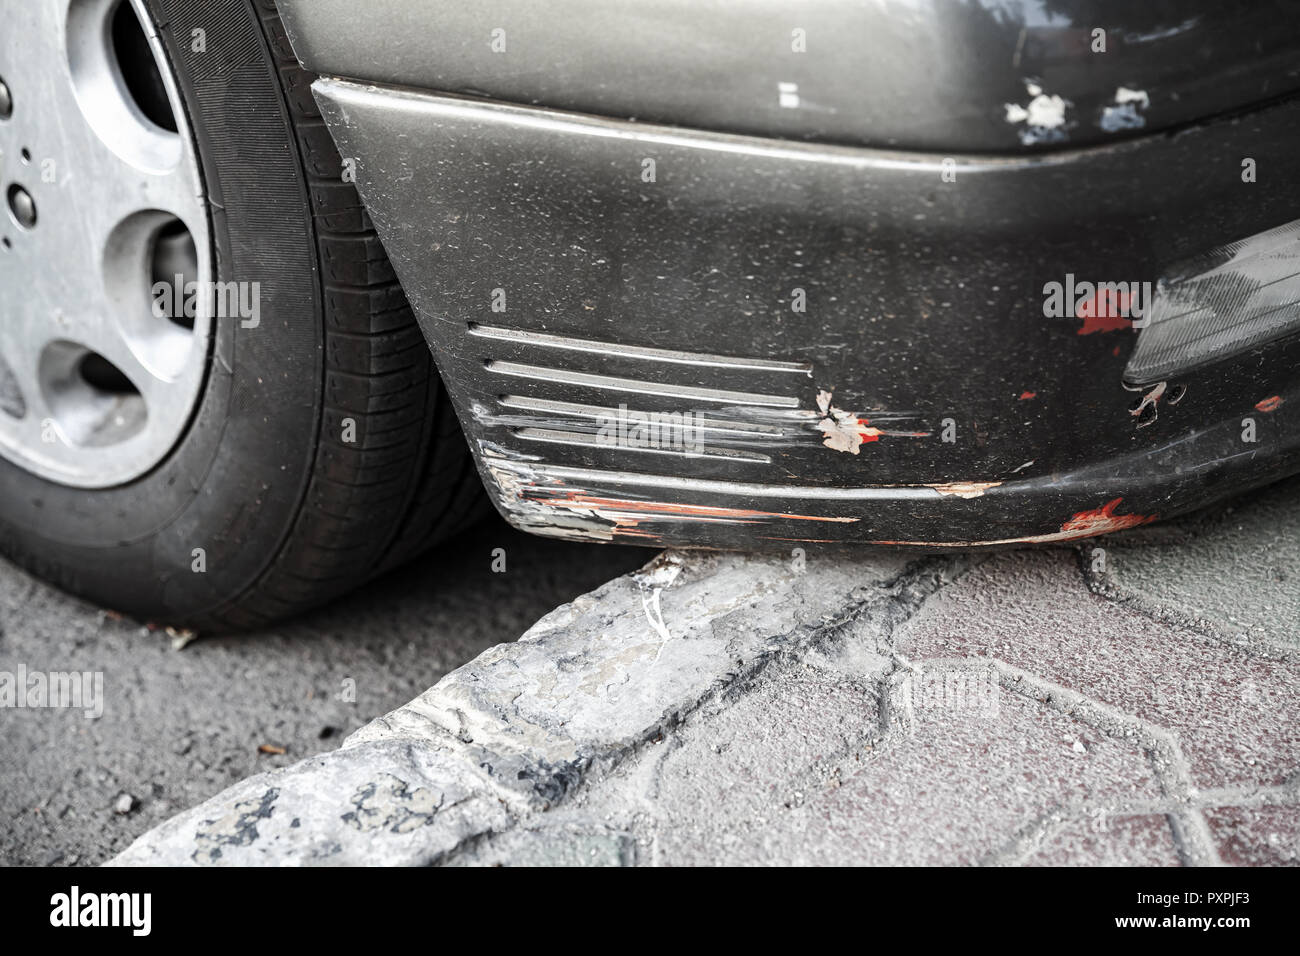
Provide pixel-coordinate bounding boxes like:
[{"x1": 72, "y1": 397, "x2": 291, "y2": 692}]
[{"x1": 0, "y1": 0, "x2": 212, "y2": 488}]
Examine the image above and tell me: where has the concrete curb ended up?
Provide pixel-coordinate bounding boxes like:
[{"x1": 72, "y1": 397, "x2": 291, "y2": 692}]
[{"x1": 111, "y1": 548, "x2": 947, "y2": 865}]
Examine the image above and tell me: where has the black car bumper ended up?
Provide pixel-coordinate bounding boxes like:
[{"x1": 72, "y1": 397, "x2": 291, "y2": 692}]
[{"x1": 278, "y1": 1, "x2": 1300, "y2": 547}]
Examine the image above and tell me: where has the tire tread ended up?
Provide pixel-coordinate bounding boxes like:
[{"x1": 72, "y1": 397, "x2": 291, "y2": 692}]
[{"x1": 198, "y1": 0, "x2": 487, "y2": 630}]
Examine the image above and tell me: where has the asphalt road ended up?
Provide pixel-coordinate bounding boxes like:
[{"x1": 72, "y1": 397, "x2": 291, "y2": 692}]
[{"x1": 0, "y1": 513, "x2": 653, "y2": 865}]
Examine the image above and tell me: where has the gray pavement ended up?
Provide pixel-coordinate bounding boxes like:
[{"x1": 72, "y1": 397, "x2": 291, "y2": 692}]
[
  {"x1": 0, "y1": 516, "x2": 652, "y2": 865},
  {"x1": 107, "y1": 477, "x2": 1300, "y2": 867}
]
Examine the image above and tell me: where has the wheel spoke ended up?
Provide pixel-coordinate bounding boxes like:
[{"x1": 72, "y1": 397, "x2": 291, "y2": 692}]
[
  {"x1": 85, "y1": 151, "x2": 207, "y2": 247},
  {"x1": 0, "y1": 326, "x2": 53, "y2": 425},
  {"x1": 0, "y1": 327, "x2": 66, "y2": 471}
]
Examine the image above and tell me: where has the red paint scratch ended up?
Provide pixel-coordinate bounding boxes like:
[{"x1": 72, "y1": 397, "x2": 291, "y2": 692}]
[
  {"x1": 1256, "y1": 395, "x2": 1283, "y2": 413},
  {"x1": 852, "y1": 418, "x2": 883, "y2": 443},
  {"x1": 1076, "y1": 290, "x2": 1135, "y2": 335},
  {"x1": 1060, "y1": 497, "x2": 1152, "y2": 536},
  {"x1": 1018, "y1": 391, "x2": 1037, "y2": 401},
  {"x1": 869, "y1": 497, "x2": 1155, "y2": 546}
]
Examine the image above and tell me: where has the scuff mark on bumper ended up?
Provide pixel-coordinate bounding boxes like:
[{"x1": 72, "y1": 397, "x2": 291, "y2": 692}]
[
  {"x1": 927, "y1": 481, "x2": 1003, "y2": 499},
  {"x1": 872, "y1": 497, "x2": 1154, "y2": 546},
  {"x1": 482, "y1": 450, "x2": 860, "y2": 544}
]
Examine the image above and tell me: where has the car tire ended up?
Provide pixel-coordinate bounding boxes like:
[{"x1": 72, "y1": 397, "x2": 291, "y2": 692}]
[{"x1": 0, "y1": 0, "x2": 486, "y2": 630}]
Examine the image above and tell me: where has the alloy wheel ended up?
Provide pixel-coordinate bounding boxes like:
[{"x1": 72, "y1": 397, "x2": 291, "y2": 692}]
[{"x1": 0, "y1": 0, "x2": 212, "y2": 488}]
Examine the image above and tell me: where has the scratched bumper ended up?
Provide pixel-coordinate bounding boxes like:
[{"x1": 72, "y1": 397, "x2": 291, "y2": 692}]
[{"x1": 308, "y1": 78, "x2": 1300, "y2": 546}]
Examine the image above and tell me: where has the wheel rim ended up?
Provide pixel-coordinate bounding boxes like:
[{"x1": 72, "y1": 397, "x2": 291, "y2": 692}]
[{"x1": 0, "y1": 0, "x2": 212, "y2": 488}]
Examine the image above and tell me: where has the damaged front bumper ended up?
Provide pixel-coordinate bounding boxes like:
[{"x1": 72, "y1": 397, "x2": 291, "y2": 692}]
[
  {"x1": 268, "y1": 0, "x2": 1300, "y2": 548},
  {"x1": 304, "y1": 79, "x2": 1300, "y2": 547}
]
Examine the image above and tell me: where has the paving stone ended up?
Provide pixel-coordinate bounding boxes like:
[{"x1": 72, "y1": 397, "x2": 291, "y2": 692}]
[
  {"x1": 895, "y1": 550, "x2": 1300, "y2": 792},
  {"x1": 596, "y1": 679, "x2": 1162, "y2": 866},
  {"x1": 645, "y1": 660, "x2": 887, "y2": 829},
  {"x1": 1025, "y1": 814, "x2": 1182, "y2": 866},
  {"x1": 1093, "y1": 474, "x2": 1300, "y2": 649},
  {"x1": 1204, "y1": 804, "x2": 1300, "y2": 866}
]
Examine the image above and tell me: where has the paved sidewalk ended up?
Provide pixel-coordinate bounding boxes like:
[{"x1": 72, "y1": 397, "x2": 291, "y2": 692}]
[{"x1": 112, "y1": 480, "x2": 1300, "y2": 866}]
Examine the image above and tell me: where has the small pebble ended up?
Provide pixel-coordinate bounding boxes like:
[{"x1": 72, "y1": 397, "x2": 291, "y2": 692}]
[{"x1": 114, "y1": 792, "x2": 138, "y2": 814}]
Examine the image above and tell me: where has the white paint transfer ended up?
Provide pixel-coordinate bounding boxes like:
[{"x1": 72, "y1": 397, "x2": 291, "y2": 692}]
[{"x1": 1003, "y1": 80, "x2": 1070, "y2": 145}]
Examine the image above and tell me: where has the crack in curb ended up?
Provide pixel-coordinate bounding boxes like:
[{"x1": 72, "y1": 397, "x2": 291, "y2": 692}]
[{"x1": 433, "y1": 553, "x2": 975, "y2": 864}]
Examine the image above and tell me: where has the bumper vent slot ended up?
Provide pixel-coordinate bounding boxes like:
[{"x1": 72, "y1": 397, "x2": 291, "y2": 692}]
[
  {"x1": 513, "y1": 426, "x2": 772, "y2": 463},
  {"x1": 486, "y1": 360, "x2": 801, "y2": 408},
  {"x1": 469, "y1": 323, "x2": 811, "y2": 374}
]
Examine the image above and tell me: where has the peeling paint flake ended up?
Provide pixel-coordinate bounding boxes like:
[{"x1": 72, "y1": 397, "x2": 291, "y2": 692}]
[
  {"x1": 1114, "y1": 87, "x2": 1151, "y2": 108},
  {"x1": 1059, "y1": 497, "x2": 1152, "y2": 536},
  {"x1": 927, "y1": 481, "x2": 1003, "y2": 499},
  {"x1": 1003, "y1": 80, "x2": 1070, "y2": 145},
  {"x1": 815, "y1": 389, "x2": 883, "y2": 454},
  {"x1": 1101, "y1": 86, "x2": 1150, "y2": 132},
  {"x1": 1256, "y1": 395, "x2": 1283, "y2": 413}
]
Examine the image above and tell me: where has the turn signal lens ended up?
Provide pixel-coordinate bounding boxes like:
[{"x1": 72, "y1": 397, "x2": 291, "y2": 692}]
[{"x1": 1126, "y1": 218, "x2": 1300, "y2": 384}]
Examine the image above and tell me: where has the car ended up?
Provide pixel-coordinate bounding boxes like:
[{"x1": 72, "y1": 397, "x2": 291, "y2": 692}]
[{"x1": 3, "y1": 0, "x2": 1299, "y2": 629}]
